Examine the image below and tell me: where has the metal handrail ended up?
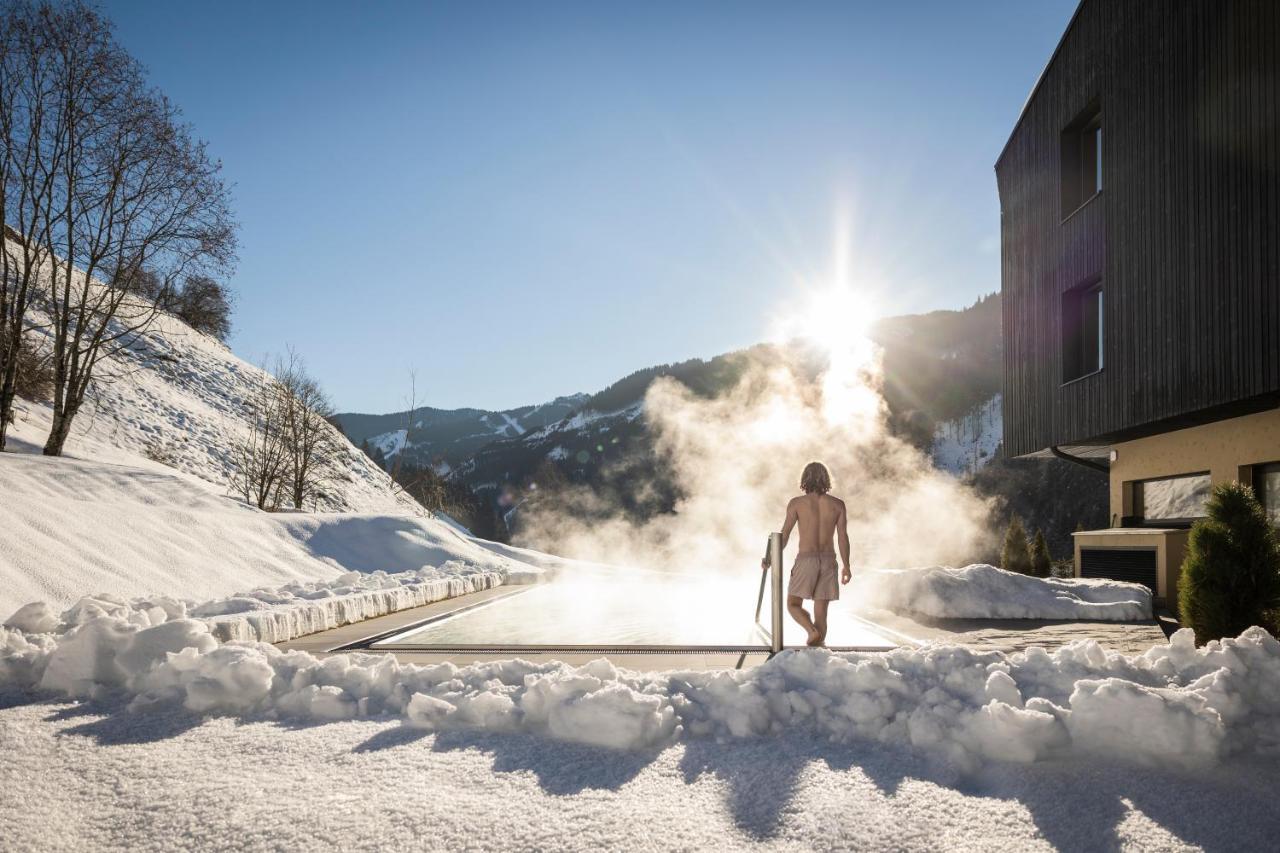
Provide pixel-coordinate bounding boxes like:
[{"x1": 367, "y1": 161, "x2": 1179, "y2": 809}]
[{"x1": 752, "y1": 532, "x2": 784, "y2": 655}]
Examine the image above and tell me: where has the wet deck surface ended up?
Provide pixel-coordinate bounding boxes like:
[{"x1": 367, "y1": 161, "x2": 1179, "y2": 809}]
[{"x1": 855, "y1": 608, "x2": 1174, "y2": 656}]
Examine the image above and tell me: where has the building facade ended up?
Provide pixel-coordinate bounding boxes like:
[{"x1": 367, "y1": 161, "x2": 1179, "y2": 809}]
[{"x1": 996, "y1": 0, "x2": 1280, "y2": 604}]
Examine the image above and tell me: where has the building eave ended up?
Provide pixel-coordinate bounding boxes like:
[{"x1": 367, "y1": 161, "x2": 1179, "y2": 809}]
[{"x1": 994, "y1": 0, "x2": 1088, "y2": 171}]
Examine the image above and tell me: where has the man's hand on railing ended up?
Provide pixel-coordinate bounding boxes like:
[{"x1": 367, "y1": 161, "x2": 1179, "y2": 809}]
[{"x1": 760, "y1": 557, "x2": 770, "y2": 571}]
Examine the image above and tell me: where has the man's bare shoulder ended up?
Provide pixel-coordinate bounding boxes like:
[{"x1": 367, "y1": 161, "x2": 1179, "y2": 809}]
[{"x1": 823, "y1": 494, "x2": 846, "y2": 510}]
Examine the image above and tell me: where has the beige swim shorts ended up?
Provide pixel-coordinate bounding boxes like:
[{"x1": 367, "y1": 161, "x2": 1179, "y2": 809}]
[{"x1": 788, "y1": 552, "x2": 840, "y2": 601}]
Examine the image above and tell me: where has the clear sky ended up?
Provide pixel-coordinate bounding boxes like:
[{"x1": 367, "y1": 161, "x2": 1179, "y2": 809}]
[{"x1": 100, "y1": 0, "x2": 1077, "y2": 413}]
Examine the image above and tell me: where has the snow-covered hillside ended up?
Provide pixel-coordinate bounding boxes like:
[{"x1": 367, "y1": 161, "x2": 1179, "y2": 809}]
[
  {"x1": 6, "y1": 237, "x2": 413, "y2": 515},
  {"x1": 335, "y1": 393, "x2": 589, "y2": 470},
  {"x1": 932, "y1": 394, "x2": 1003, "y2": 477},
  {"x1": 0, "y1": 236, "x2": 543, "y2": 614}
]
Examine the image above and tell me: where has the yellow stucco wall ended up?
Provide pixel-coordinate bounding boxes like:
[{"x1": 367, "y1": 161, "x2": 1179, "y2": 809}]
[
  {"x1": 1108, "y1": 406, "x2": 1280, "y2": 521},
  {"x1": 1073, "y1": 406, "x2": 1279, "y2": 606}
]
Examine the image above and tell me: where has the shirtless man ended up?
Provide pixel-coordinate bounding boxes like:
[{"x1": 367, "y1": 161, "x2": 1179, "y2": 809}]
[{"x1": 760, "y1": 461, "x2": 852, "y2": 646}]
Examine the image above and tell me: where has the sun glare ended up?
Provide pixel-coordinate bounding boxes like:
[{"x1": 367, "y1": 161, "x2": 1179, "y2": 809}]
[{"x1": 770, "y1": 283, "x2": 880, "y2": 357}]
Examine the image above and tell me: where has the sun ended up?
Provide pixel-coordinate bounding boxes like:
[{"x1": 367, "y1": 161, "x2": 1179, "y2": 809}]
[{"x1": 771, "y1": 283, "x2": 880, "y2": 358}]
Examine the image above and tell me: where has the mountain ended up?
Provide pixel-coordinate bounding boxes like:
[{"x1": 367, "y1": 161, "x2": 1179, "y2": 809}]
[
  {"x1": 336, "y1": 395, "x2": 590, "y2": 475},
  {"x1": 340, "y1": 292, "x2": 1106, "y2": 559}
]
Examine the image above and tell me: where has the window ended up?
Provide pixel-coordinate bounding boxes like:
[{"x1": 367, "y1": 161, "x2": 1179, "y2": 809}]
[
  {"x1": 1134, "y1": 473, "x2": 1212, "y2": 526},
  {"x1": 1061, "y1": 105, "x2": 1102, "y2": 216},
  {"x1": 1062, "y1": 282, "x2": 1104, "y2": 381},
  {"x1": 1254, "y1": 463, "x2": 1280, "y2": 526}
]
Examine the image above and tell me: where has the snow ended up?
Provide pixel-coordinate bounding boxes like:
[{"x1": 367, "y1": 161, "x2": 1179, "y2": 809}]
[
  {"x1": 527, "y1": 402, "x2": 644, "y2": 441},
  {"x1": 4, "y1": 579, "x2": 1277, "y2": 771},
  {"x1": 499, "y1": 412, "x2": 526, "y2": 435},
  {"x1": 933, "y1": 394, "x2": 1003, "y2": 477},
  {"x1": 369, "y1": 428, "x2": 409, "y2": 458},
  {"x1": 854, "y1": 564, "x2": 1152, "y2": 621},
  {"x1": 0, "y1": 234, "x2": 546, "y2": 616},
  {"x1": 6, "y1": 699, "x2": 1277, "y2": 853},
  {"x1": 5, "y1": 234, "x2": 414, "y2": 516},
  {"x1": 0, "y1": 451, "x2": 538, "y2": 616},
  {"x1": 546, "y1": 445, "x2": 570, "y2": 460}
]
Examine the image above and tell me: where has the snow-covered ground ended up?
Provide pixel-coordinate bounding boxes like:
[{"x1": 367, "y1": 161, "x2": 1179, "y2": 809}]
[
  {"x1": 4, "y1": 697, "x2": 1278, "y2": 852},
  {"x1": 854, "y1": 564, "x2": 1152, "y2": 622},
  {"x1": 933, "y1": 394, "x2": 1003, "y2": 477},
  {"x1": 3, "y1": 610, "x2": 1279, "y2": 849},
  {"x1": 5, "y1": 239, "x2": 1278, "y2": 849}
]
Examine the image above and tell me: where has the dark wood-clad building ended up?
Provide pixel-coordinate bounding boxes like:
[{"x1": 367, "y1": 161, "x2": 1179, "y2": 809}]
[{"x1": 997, "y1": 0, "x2": 1280, "y2": 603}]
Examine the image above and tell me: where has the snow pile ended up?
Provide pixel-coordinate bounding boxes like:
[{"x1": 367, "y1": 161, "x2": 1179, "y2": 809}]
[
  {"x1": 854, "y1": 564, "x2": 1152, "y2": 622},
  {"x1": 194, "y1": 568, "x2": 513, "y2": 643},
  {"x1": 4, "y1": 595, "x2": 1277, "y2": 769},
  {"x1": 4, "y1": 561, "x2": 525, "y2": 649}
]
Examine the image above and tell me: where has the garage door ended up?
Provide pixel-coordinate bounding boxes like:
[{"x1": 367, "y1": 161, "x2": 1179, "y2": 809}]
[{"x1": 1080, "y1": 547, "x2": 1158, "y2": 591}]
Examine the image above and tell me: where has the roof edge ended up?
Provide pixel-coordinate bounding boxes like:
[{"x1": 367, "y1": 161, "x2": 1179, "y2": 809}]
[{"x1": 994, "y1": 0, "x2": 1088, "y2": 170}]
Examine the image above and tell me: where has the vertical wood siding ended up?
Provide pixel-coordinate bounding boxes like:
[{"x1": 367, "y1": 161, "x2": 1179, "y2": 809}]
[{"x1": 997, "y1": 0, "x2": 1280, "y2": 457}]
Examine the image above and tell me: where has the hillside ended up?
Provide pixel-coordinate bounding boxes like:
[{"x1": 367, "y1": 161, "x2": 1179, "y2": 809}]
[
  {"x1": 337, "y1": 395, "x2": 588, "y2": 473},
  {"x1": 0, "y1": 236, "x2": 541, "y2": 613}
]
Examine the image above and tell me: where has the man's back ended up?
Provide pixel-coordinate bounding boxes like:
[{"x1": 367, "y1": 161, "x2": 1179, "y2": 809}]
[{"x1": 789, "y1": 492, "x2": 844, "y2": 553}]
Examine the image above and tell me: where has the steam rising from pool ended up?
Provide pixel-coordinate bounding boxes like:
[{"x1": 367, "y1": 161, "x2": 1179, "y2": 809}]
[{"x1": 515, "y1": 287, "x2": 995, "y2": 583}]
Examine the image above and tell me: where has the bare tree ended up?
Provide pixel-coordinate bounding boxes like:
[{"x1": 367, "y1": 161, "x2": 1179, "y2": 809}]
[
  {"x1": 0, "y1": 5, "x2": 70, "y2": 448},
  {"x1": 172, "y1": 274, "x2": 232, "y2": 341},
  {"x1": 232, "y1": 369, "x2": 288, "y2": 511},
  {"x1": 388, "y1": 368, "x2": 417, "y2": 486},
  {"x1": 277, "y1": 348, "x2": 340, "y2": 511},
  {"x1": 1, "y1": 2, "x2": 235, "y2": 456}
]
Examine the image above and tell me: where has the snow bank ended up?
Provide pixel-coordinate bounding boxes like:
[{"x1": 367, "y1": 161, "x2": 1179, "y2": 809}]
[
  {"x1": 4, "y1": 590, "x2": 1277, "y2": 770},
  {"x1": 3, "y1": 563, "x2": 523, "y2": 648},
  {"x1": 0, "y1": 452, "x2": 541, "y2": 614},
  {"x1": 196, "y1": 568, "x2": 510, "y2": 644},
  {"x1": 854, "y1": 564, "x2": 1152, "y2": 622}
]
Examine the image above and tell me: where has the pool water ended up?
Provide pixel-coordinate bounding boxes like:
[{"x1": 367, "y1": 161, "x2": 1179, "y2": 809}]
[{"x1": 375, "y1": 567, "x2": 896, "y2": 649}]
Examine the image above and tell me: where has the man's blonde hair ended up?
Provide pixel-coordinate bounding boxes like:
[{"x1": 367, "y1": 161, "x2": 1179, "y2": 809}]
[{"x1": 800, "y1": 461, "x2": 832, "y2": 495}]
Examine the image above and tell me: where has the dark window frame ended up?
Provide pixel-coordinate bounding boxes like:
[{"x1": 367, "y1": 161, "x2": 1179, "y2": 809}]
[
  {"x1": 1061, "y1": 102, "x2": 1102, "y2": 220},
  {"x1": 1133, "y1": 471, "x2": 1213, "y2": 528},
  {"x1": 1061, "y1": 278, "x2": 1104, "y2": 384}
]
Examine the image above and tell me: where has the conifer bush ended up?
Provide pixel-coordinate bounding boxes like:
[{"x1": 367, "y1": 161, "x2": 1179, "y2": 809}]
[
  {"x1": 1178, "y1": 481, "x2": 1280, "y2": 644},
  {"x1": 1001, "y1": 516, "x2": 1032, "y2": 575},
  {"x1": 1030, "y1": 529, "x2": 1052, "y2": 578}
]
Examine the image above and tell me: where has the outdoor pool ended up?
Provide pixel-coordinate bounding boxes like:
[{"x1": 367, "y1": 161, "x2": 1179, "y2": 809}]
[{"x1": 370, "y1": 566, "x2": 898, "y2": 651}]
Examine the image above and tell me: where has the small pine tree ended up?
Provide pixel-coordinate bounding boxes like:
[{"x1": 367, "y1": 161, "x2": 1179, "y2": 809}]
[
  {"x1": 1001, "y1": 516, "x2": 1033, "y2": 575},
  {"x1": 1031, "y1": 529, "x2": 1052, "y2": 578},
  {"x1": 1178, "y1": 481, "x2": 1280, "y2": 644}
]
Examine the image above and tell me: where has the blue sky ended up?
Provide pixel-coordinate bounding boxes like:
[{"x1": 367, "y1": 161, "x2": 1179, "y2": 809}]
[{"x1": 102, "y1": 0, "x2": 1077, "y2": 413}]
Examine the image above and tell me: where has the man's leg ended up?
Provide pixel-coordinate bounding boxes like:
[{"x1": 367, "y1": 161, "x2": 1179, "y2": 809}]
[
  {"x1": 787, "y1": 595, "x2": 820, "y2": 645},
  {"x1": 812, "y1": 599, "x2": 830, "y2": 647}
]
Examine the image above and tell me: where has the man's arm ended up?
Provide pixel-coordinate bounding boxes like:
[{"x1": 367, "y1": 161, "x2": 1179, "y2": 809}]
[
  {"x1": 779, "y1": 499, "x2": 799, "y2": 550},
  {"x1": 761, "y1": 500, "x2": 800, "y2": 569},
  {"x1": 836, "y1": 499, "x2": 852, "y2": 583}
]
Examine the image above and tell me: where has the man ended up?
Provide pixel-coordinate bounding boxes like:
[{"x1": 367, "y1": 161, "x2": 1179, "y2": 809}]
[{"x1": 761, "y1": 461, "x2": 852, "y2": 646}]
